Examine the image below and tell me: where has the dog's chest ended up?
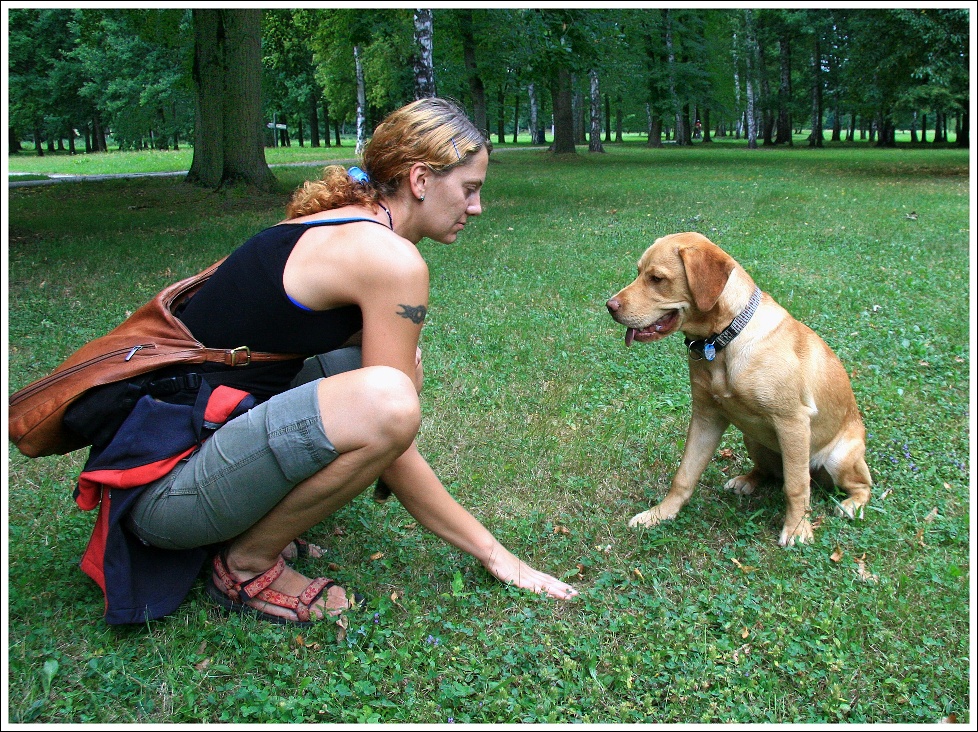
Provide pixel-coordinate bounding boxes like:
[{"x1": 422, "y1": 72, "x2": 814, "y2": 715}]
[{"x1": 690, "y1": 360, "x2": 749, "y2": 411}]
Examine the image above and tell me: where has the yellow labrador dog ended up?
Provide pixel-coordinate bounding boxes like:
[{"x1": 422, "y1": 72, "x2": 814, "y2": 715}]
[{"x1": 606, "y1": 232, "x2": 871, "y2": 546}]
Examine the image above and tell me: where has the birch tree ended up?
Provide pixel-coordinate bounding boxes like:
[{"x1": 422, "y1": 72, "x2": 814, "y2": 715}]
[
  {"x1": 354, "y1": 44, "x2": 367, "y2": 155},
  {"x1": 413, "y1": 8, "x2": 436, "y2": 99}
]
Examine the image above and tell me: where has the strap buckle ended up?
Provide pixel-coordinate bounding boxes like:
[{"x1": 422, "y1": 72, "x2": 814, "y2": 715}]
[{"x1": 227, "y1": 346, "x2": 251, "y2": 367}]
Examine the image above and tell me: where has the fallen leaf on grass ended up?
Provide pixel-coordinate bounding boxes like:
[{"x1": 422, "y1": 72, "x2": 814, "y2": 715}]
[
  {"x1": 731, "y1": 558, "x2": 757, "y2": 574},
  {"x1": 194, "y1": 658, "x2": 211, "y2": 672},
  {"x1": 830, "y1": 546, "x2": 844, "y2": 563},
  {"x1": 741, "y1": 627, "x2": 750, "y2": 639},
  {"x1": 633, "y1": 568, "x2": 644, "y2": 580},
  {"x1": 924, "y1": 507, "x2": 939, "y2": 522},
  {"x1": 335, "y1": 615, "x2": 349, "y2": 644},
  {"x1": 854, "y1": 553, "x2": 878, "y2": 584},
  {"x1": 370, "y1": 552, "x2": 385, "y2": 561},
  {"x1": 718, "y1": 448, "x2": 735, "y2": 460},
  {"x1": 553, "y1": 525, "x2": 570, "y2": 535}
]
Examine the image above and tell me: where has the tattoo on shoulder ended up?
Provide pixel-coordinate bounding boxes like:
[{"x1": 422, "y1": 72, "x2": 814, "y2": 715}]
[{"x1": 397, "y1": 304, "x2": 427, "y2": 325}]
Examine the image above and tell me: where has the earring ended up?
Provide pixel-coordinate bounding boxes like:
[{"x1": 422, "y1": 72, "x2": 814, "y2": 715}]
[{"x1": 419, "y1": 194, "x2": 425, "y2": 202}]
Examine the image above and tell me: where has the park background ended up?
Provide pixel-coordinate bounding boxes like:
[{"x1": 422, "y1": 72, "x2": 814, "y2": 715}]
[{"x1": 5, "y1": 5, "x2": 974, "y2": 725}]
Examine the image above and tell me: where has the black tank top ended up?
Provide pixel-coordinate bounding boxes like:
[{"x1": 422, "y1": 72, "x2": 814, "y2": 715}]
[{"x1": 176, "y1": 218, "x2": 386, "y2": 399}]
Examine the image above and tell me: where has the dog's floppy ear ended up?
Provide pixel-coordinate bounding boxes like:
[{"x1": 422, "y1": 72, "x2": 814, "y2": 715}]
[{"x1": 679, "y1": 243, "x2": 735, "y2": 312}]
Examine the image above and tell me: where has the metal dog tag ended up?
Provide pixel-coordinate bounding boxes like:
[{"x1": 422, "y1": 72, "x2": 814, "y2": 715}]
[{"x1": 704, "y1": 343, "x2": 716, "y2": 361}]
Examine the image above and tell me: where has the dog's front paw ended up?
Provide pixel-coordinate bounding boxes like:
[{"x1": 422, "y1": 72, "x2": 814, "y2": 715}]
[
  {"x1": 628, "y1": 504, "x2": 676, "y2": 528},
  {"x1": 628, "y1": 509, "x2": 659, "y2": 528},
  {"x1": 778, "y1": 517, "x2": 814, "y2": 547},
  {"x1": 724, "y1": 474, "x2": 758, "y2": 495}
]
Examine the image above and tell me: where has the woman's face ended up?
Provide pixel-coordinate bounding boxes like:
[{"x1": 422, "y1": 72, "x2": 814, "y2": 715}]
[{"x1": 421, "y1": 147, "x2": 488, "y2": 244}]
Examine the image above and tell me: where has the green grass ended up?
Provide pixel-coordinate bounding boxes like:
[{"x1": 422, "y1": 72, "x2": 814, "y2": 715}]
[{"x1": 6, "y1": 144, "x2": 971, "y2": 723}]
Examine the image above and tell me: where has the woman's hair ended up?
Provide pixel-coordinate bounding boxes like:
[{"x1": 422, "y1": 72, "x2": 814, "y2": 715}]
[{"x1": 286, "y1": 97, "x2": 491, "y2": 219}]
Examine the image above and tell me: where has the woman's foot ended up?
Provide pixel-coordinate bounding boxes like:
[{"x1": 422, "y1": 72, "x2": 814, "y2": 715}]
[
  {"x1": 208, "y1": 552, "x2": 352, "y2": 625},
  {"x1": 280, "y1": 538, "x2": 324, "y2": 561}
]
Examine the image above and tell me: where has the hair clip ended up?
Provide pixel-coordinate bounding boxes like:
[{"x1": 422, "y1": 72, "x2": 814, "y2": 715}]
[
  {"x1": 450, "y1": 138, "x2": 462, "y2": 161},
  {"x1": 348, "y1": 166, "x2": 370, "y2": 184}
]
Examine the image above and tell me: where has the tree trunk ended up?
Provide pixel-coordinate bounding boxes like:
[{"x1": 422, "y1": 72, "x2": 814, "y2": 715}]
[
  {"x1": 310, "y1": 93, "x2": 321, "y2": 148},
  {"x1": 702, "y1": 107, "x2": 712, "y2": 143},
  {"x1": 743, "y1": 11, "x2": 759, "y2": 150},
  {"x1": 354, "y1": 44, "x2": 367, "y2": 155},
  {"x1": 550, "y1": 67, "x2": 576, "y2": 154},
  {"x1": 187, "y1": 9, "x2": 274, "y2": 192},
  {"x1": 512, "y1": 91, "x2": 520, "y2": 143},
  {"x1": 322, "y1": 101, "x2": 332, "y2": 147},
  {"x1": 413, "y1": 9, "x2": 436, "y2": 99},
  {"x1": 776, "y1": 35, "x2": 792, "y2": 145},
  {"x1": 664, "y1": 10, "x2": 686, "y2": 146},
  {"x1": 496, "y1": 87, "x2": 505, "y2": 145},
  {"x1": 528, "y1": 83, "x2": 544, "y2": 144},
  {"x1": 615, "y1": 96, "x2": 623, "y2": 142},
  {"x1": 955, "y1": 109, "x2": 969, "y2": 147},
  {"x1": 646, "y1": 103, "x2": 663, "y2": 148},
  {"x1": 731, "y1": 30, "x2": 743, "y2": 139},
  {"x1": 808, "y1": 31, "x2": 823, "y2": 148},
  {"x1": 588, "y1": 70, "x2": 605, "y2": 153},
  {"x1": 459, "y1": 10, "x2": 487, "y2": 132}
]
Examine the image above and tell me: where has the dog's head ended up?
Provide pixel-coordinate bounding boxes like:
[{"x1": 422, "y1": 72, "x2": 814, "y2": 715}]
[{"x1": 606, "y1": 232, "x2": 738, "y2": 346}]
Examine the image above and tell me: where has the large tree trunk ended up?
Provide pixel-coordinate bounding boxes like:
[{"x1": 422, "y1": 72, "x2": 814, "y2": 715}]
[
  {"x1": 588, "y1": 70, "x2": 604, "y2": 153},
  {"x1": 187, "y1": 9, "x2": 274, "y2": 192},
  {"x1": 413, "y1": 9, "x2": 436, "y2": 99},
  {"x1": 459, "y1": 10, "x2": 487, "y2": 132},
  {"x1": 550, "y1": 67, "x2": 576, "y2": 154}
]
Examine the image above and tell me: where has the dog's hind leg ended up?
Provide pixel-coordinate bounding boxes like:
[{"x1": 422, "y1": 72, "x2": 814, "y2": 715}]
[{"x1": 822, "y1": 434, "x2": 872, "y2": 520}]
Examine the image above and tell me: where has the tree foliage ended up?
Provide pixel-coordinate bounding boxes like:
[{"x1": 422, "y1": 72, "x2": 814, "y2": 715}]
[{"x1": 6, "y1": 7, "x2": 969, "y2": 158}]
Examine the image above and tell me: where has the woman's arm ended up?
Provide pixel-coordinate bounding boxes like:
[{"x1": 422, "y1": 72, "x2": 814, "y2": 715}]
[{"x1": 381, "y1": 444, "x2": 579, "y2": 600}]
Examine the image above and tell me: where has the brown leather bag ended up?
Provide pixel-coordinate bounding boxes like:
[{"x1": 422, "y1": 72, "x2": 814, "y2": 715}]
[{"x1": 9, "y1": 258, "x2": 305, "y2": 458}]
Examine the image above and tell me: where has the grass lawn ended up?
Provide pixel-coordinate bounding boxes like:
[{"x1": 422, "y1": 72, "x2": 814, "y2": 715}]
[{"x1": 5, "y1": 142, "x2": 972, "y2": 723}]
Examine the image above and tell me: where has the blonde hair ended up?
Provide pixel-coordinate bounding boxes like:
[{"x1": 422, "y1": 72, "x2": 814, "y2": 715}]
[{"x1": 286, "y1": 97, "x2": 491, "y2": 219}]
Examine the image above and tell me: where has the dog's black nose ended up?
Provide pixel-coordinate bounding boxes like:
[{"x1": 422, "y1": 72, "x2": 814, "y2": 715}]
[{"x1": 607, "y1": 297, "x2": 620, "y2": 313}]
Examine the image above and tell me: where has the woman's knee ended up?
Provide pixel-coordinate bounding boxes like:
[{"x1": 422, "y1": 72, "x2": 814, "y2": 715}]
[{"x1": 318, "y1": 366, "x2": 420, "y2": 449}]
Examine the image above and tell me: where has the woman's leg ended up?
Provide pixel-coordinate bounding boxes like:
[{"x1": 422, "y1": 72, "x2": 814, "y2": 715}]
[{"x1": 223, "y1": 365, "x2": 419, "y2": 617}]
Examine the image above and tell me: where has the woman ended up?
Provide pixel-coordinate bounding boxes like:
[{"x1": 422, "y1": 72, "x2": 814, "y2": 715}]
[{"x1": 121, "y1": 97, "x2": 578, "y2": 625}]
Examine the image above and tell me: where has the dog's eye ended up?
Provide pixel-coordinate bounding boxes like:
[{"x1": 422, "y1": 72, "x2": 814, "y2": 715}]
[{"x1": 647, "y1": 274, "x2": 664, "y2": 284}]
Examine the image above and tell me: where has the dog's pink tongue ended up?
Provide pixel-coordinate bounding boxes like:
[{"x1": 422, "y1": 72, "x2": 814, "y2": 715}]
[{"x1": 625, "y1": 328, "x2": 636, "y2": 347}]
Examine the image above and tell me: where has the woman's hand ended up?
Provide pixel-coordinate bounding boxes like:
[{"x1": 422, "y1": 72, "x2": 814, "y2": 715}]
[{"x1": 483, "y1": 542, "x2": 579, "y2": 601}]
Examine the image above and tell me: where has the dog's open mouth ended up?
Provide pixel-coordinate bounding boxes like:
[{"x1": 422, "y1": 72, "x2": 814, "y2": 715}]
[{"x1": 625, "y1": 310, "x2": 680, "y2": 347}]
